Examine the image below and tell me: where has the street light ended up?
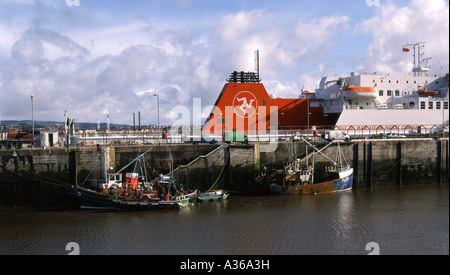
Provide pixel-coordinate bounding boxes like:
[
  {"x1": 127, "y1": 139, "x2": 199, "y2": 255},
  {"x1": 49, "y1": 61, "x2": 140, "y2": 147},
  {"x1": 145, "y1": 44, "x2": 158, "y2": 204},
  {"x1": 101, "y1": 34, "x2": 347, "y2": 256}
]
[
  {"x1": 154, "y1": 93, "x2": 160, "y2": 145},
  {"x1": 31, "y1": 95, "x2": 35, "y2": 148}
]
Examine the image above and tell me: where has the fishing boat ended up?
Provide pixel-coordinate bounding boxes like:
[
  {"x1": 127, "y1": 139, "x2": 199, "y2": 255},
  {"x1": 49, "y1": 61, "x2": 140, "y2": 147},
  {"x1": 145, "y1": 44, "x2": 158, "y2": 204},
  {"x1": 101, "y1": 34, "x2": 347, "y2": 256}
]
[
  {"x1": 268, "y1": 139, "x2": 353, "y2": 195},
  {"x1": 114, "y1": 182, "x2": 196, "y2": 211},
  {"x1": 177, "y1": 190, "x2": 198, "y2": 205},
  {"x1": 157, "y1": 144, "x2": 199, "y2": 207},
  {"x1": 197, "y1": 189, "x2": 229, "y2": 202},
  {"x1": 196, "y1": 151, "x2": 230, "y2": 202},
  {"x1": 157, "y1": 174, "x2": 198, "y2": 206},
  {"x1": 73, "y1": 180, "x2": 183, "y2": 211},
  {"x1": 71, "y1": 148, "x2": 191, "y2": 210}
]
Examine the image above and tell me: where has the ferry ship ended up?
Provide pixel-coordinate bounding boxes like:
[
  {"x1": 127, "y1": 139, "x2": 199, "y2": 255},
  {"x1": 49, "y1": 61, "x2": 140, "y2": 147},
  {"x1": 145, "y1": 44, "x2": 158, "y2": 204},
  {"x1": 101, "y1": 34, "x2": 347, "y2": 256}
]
[{"x1": 203, "y1": 44, "x2": 449, "y2": 135}]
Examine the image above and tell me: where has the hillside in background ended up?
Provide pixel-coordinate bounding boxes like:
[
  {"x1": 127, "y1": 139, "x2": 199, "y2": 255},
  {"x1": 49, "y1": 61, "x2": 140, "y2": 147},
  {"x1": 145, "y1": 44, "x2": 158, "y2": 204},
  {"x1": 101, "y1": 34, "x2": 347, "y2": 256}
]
[{"x1": 0, "y1": 120, "x2": 138, "y2": 131}]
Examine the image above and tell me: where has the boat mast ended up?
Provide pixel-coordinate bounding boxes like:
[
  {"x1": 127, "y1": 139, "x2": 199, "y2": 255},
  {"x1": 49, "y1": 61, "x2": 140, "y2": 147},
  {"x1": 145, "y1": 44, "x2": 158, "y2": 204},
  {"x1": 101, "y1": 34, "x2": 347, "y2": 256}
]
[
  {"x1": 300, "y1": 137, "x2": 338, "y2": 166},
  {"x1": 102, "y1": 149, "x2": 108, "y2": 184},
  {"x1": 113, "y1": 148, "x2": 153, "y2": 176},
  {"x1": 335, "y1": 142, "x2": 349, "y2": 170},
  {"x1": 169, "y1": 143, "x2": 173, "y2": 181}
]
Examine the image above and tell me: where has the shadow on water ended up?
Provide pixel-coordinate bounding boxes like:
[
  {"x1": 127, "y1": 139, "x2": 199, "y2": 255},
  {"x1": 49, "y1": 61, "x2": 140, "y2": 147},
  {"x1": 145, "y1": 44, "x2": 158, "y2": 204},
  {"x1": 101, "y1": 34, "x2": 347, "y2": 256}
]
[{"x1": 0, "y1": 183, "x2": 448, "y2": 255}]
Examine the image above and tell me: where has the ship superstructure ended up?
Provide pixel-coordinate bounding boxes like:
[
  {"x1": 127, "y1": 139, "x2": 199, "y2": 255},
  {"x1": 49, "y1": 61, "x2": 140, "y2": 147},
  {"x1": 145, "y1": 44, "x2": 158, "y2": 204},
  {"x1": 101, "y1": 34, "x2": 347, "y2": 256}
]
[
  {"x1": 314, "y1": 71, "x2": 449, "y2": 131},
  {"x1": 314, "y1": 42, "x2": 449, "y2": 132},
  {"x1": 203, "y1": 45, "x2": 448, "y2": 136}
]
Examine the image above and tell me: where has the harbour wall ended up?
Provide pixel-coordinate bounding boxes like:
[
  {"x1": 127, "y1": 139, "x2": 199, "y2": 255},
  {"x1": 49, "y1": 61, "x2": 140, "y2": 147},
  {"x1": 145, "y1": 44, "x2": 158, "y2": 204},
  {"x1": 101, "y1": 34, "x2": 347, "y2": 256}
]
[{"x1": 0, "y1": 139, "x2": 448, "y2": 206}]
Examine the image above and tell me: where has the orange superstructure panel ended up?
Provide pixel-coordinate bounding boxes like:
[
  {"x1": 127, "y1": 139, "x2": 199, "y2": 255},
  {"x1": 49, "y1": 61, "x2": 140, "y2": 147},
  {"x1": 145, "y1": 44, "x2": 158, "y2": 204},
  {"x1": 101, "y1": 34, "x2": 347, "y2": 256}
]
[{"x1": 203, "y1": 82, "x2": 338, "y2": 134}]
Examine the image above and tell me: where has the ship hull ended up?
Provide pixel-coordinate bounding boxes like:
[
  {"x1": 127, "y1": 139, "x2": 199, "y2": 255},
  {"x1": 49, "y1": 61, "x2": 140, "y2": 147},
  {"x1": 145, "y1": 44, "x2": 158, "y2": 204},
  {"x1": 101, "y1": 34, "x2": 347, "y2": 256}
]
[
  {"x1": 72, "y1": 187, "x2": 185, "y2": 211},
  {"x1": 73, "y1": 187, "x2": 118, "y2": 210},
  {"x1": 116, "y1": 201, "x2": 180, "y2": 211},
  {"x1": 270, "y1": 169, "x2": 353, "y2": 195}
]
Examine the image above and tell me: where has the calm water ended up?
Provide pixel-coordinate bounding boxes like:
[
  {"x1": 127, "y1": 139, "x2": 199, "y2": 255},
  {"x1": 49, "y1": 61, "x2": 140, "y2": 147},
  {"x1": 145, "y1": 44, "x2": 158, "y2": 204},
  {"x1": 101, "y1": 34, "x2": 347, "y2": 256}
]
[{"x1": 0, "y1": 183, "x2": 448, "y2": 255}]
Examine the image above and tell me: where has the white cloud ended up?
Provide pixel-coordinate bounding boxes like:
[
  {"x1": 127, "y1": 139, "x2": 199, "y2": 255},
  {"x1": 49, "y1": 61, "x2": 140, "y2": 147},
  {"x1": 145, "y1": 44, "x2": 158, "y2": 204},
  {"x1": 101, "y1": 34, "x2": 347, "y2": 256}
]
[
  {"x1": 0, "y1": 15, "x2": 210, "y2": 124},
  {"x1": 72, "y1": 21, "x2": 154, "y2": 58},
  {"x1": 216, "y1": 9, "x2": 268, "y2": 43},
  {"x1": 361, "y1": 0, "x2": 449, "y2": 75},
  {"x1": 213, "y1": 9, "x2": 351, "y2": 93},
  {"x1": 0, "y1": 0, "x2": 448, "y2": 126},
  {"x1": 0, "y1": 26, "x2": 20, "y2": 59},
  {"x1": 135, "y1": 88, "x2": 156, "y2": 97},
  {"x1": 11, "y1": 28, "x2": 89, "y2": 63}
]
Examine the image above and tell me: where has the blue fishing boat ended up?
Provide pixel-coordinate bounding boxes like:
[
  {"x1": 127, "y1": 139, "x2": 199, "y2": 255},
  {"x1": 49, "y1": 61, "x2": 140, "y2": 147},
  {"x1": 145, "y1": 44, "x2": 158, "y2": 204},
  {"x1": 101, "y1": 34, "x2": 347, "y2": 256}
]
[{"x1": 269, "y1": 140, "x2": 353, "y2": 195}]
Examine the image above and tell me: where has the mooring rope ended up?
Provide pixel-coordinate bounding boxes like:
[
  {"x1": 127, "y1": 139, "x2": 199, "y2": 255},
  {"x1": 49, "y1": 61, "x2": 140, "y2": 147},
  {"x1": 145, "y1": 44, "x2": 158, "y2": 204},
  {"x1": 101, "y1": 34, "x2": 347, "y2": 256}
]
[{"x1": 207, "y1": 150, "x2": 231, "y2": 192}]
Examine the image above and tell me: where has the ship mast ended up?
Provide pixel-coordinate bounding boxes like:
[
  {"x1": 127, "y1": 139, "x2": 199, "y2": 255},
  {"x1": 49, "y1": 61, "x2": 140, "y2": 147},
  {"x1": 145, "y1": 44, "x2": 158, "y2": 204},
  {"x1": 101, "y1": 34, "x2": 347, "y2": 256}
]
[{"x1": 402, "y1": 42, "x2": 431, "y2": 76}]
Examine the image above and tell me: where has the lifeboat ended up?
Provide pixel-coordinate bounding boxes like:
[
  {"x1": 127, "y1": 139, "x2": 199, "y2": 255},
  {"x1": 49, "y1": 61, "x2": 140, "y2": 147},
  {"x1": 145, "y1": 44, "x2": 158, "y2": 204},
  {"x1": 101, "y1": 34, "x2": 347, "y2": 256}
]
[
  {"x1": 417, "y1": 86, "x2": 440, "y2": 97},
  {"x1": 343, "y1": 84, "x2": 378, "y2": 99}
]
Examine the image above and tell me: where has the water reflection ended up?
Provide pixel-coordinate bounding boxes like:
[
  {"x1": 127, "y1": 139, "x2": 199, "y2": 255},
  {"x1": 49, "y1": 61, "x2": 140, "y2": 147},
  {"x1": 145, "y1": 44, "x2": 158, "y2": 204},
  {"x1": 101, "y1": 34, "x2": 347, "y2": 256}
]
[{"x1": 0, "y1": 183, "x2": 448, "y2": 255}]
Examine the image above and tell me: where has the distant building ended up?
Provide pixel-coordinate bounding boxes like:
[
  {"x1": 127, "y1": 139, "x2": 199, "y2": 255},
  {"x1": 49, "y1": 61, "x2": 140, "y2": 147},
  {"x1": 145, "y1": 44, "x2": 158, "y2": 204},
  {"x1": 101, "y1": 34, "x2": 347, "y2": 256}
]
[
  {"x1": 6, "y1": 128, "x2": 33, "y2": 141},
  {"x1": 39, "y1": 130, "x2": 59, "y2": 148},
  {"x1": 0, "y1": 128, "x2": 34, "y2": 149}
]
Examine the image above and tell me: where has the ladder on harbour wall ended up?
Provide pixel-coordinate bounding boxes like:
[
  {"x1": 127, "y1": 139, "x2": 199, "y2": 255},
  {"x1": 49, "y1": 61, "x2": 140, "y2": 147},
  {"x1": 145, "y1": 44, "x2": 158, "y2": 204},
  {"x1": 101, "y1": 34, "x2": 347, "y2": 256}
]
[
  {"x1": 169, "y1": 145, "x2": 226, "y2": 179},
  {"x1": 184, "y1": 145, "x2": 224, "y2": 168}
]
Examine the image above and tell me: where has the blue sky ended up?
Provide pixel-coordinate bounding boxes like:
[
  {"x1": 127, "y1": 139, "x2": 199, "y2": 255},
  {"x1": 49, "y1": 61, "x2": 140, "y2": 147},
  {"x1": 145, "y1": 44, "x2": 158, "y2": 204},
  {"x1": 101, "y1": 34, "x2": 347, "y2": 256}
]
[{"x1": 0, "y1": 0, "x2": 448, "y2": 125}]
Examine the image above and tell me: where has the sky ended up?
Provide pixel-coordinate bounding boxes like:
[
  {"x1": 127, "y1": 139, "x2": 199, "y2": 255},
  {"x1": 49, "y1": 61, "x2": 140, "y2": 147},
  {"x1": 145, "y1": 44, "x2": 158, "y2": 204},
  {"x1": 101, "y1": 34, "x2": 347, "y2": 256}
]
[{"x1": 0, "y1": 0, "x2": 448, "y2": 126}]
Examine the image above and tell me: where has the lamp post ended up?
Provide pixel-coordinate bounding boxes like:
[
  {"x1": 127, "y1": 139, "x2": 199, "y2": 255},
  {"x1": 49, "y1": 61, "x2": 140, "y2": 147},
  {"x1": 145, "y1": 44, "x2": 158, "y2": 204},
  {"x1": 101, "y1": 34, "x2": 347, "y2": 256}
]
[
  {"x1": 443, "y1": 99, "x2": 445, "y2": 139},
  {"x1": 154, "y1": 93, "x2": 160, "y2": 145},
  {"x1": 31, "y1": 95, "x2": 35, "y2": 148},
  {"x1": 306, "y1": 91, "x2": 310, "y2": 140}
]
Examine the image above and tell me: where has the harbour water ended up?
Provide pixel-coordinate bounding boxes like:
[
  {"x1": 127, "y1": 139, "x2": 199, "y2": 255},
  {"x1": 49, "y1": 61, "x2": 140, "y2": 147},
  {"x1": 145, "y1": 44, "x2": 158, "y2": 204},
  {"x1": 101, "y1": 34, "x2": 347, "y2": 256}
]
[{"x1": 0, "y1": 183, "x2": 448, "y2": 255}]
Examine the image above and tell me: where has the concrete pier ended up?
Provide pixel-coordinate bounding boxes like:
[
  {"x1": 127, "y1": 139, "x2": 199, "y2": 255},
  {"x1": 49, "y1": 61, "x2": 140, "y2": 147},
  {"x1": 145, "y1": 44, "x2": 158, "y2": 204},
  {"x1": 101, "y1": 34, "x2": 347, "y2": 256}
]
[{"x1": 1, "y1": 138, "x2": 448, "y2": 206}]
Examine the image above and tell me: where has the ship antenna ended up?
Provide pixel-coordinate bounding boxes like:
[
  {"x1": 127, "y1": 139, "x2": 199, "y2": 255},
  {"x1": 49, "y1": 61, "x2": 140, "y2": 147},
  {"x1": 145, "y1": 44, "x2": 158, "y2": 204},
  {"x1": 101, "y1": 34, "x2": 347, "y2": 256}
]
[{"x1": 402, "y1": 42, "x2": 430, "y2": 76}]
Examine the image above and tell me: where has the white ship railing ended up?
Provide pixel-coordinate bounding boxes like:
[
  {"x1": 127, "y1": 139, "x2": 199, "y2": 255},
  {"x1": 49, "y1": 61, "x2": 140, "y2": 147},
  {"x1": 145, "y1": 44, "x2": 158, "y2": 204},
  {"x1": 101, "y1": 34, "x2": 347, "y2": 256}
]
[{"x1": 61, "y1": 122, "x2": 448, "y2": 147}]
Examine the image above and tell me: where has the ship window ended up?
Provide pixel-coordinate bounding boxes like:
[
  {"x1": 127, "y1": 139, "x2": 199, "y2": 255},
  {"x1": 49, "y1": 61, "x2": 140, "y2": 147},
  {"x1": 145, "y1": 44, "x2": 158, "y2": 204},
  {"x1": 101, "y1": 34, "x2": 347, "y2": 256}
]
[
  {"x1": 436, "y1": 102, "x2": 441, "y2": 109},
  {"x1": 396, "y1": 80, "x2": 399, "y2": 83},
  {"x1": 444, "y1": 102, "x2": 449, "y2": 109},
  {"x1": 395, "y1": 90, "x2": 400, "y2": 96},
  {"x1": 389, "y1": 80, "x2": 391, "y2": 83},
  {"x1": 414, "y1": 81, "x2": 416, "y2": 84},
  {"x1": 387, "y1": 90, "x2": 392, "y2": 96},
  {"x1": 406, "y1": 81, "x2": 409, "y2": 84},
  {"x1": 420, "y1": 102, "x2": 426, "y2": 109},
  {"x1": 429, "y1": 102, "x2": 433, "y2": 109},
  {"x1": 379, "y1": 90, "x2": 383, "y2": 96}
]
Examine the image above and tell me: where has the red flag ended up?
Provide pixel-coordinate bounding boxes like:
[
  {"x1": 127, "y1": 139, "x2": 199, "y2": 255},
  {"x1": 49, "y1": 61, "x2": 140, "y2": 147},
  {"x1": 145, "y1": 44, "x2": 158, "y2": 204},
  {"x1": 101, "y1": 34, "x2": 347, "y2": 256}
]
[{"x1": 402, "y1": 48, "x2": 410, "y2": 52}]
